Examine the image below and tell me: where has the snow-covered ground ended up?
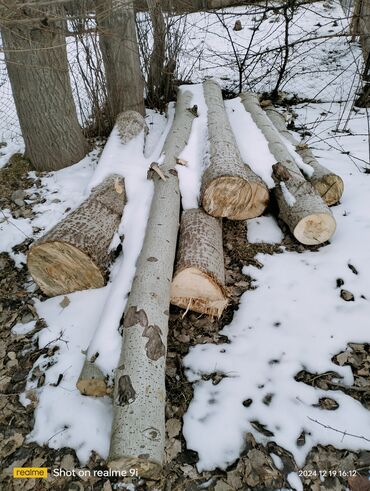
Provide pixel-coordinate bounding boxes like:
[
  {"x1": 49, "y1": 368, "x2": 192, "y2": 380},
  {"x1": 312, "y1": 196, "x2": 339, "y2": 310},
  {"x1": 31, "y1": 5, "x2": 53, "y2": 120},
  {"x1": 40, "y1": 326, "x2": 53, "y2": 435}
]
[{"x1": 1, "y1": 1, "x2": 369, "y2": 488}]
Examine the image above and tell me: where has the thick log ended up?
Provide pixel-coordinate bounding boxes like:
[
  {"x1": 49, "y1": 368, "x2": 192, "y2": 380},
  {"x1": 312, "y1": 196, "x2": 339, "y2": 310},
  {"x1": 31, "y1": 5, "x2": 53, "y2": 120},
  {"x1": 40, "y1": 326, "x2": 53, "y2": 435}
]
[
  {"x1": 108, "y1": 90, "x2": 196, "y2": 478},
  {"x1": 241, "y1": 93, "x2": 336, "y2": 245},
  {"x1": 200, "y1": 80, "x2": 269, "y2": 220},
  {"x1": 171, "y1": 208, "x2": 228, "y2": 317},
  {"x1": 264, "y1": 106, "x2": 344, "y2": 206},
  {"x1": 27, "y1": 111, "x2": 146, "y2": 297}
]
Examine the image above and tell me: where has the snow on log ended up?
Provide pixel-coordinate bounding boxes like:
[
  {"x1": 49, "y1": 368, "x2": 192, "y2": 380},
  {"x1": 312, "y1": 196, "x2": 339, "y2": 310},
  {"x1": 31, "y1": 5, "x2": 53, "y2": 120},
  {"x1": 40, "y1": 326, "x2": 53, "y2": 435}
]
[
  {"x1": 241, "y1": 93, "x2": 336, "y2": 246},
  {"x1": 200, "y1": 80, "x2": 269, "y2": 220},
  {"x1": 264, "y1": 106, "x2": 344, "y2": 206},
  {"x1": 27, "y1": 111, "x2": 146, "y2": 297},
  {"x1": 171, "y1": 208, "x2": 228, "y2": 317},
  {"x1": 108, "y1": 90, "x2": 196, "y2": 479}
]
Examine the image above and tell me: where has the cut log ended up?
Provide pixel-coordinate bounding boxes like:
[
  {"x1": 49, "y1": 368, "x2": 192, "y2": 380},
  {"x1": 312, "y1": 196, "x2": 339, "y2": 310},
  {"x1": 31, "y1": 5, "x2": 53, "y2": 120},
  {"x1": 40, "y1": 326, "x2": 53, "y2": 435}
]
[
  {"x1": 108, "y1": 90, "x2": 196, "y2": 478},
  {"x1": 171, "y1": 208, "x2": 228, "y2": 317},
  {"x1": 27, "y1": 111, "x2": 146, "y2": 297},
  {"x1": 200, "y1": 80, "x2": 269, "y2": 220},
  {"x1": 241, "y1": 93, "x2": 336, "y2": 246},
  {"x1": 264, "y1": 106, "x2": 344, "y2": 206}
]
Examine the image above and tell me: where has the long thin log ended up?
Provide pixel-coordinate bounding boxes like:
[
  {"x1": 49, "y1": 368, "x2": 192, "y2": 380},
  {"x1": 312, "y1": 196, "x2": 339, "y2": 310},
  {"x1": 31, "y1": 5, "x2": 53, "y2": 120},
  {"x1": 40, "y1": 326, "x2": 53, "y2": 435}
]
[
  {"x1": 200, "y1": 80, "x2": 269, "y2": 220},
  {"x1": 27, "y1": 111, "x2": 146, "y2": 297},
  {"x1": 108, "y1": 90, "x2": 196, "y2": 479},
  {"x1": 241, "y1": 93, "x2": 336, "y2": 246},
  {"x1": 171, "y1": 208, "x2": 228, "y2": 317},
  {"x1": 264, "y1": 106, "x2": 344, "y2": 206}
]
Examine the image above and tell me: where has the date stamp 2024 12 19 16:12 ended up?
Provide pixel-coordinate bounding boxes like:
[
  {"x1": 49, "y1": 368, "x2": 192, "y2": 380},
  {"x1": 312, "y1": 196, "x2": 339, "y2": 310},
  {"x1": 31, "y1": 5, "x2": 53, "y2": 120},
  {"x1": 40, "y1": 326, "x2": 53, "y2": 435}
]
[{"x1": 298, "y1": 469, "x2": 359, "y2": 478}]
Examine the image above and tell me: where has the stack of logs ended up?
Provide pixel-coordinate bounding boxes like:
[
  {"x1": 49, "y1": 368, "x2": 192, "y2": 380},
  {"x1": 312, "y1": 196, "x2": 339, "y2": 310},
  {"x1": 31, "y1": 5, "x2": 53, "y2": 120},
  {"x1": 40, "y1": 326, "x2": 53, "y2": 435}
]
[{"x1": 26, "y1": 80, "x2": 343, "y2": 480}]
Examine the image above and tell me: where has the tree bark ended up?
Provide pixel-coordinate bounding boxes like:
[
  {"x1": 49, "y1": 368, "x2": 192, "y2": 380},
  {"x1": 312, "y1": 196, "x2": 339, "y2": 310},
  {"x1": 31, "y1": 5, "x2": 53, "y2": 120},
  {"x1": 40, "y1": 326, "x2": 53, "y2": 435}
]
[
  {"x1": 27, "y1": 110, "x2": 147, "y2": 297},
  {"x1": 171, "y1": 208, "x2": 228, "y2": 317},
  {"x1": 96, "y1": 0, "x2": 145, "y2": 127},
  {"x1": 28, "y1": 175, "x2": 126, "y2": 296},
  {"x1": 201, "y1": 80, "x2": 269, "y2": 220},
  {"x1": 108, "y1": 90, "x2": 196, "y2": 479},
  {"x1": 264, "y1": 106, "x2": 344, "y2": 206},
  {"x1": 0, "y1": 1, "x2": 89, "y2": 171},
  {"x1": 241, "y1": 93, "x2": 336, "y2": 245},
  {"x1": 146, "y1": 0, "x2": 167, "y2": 109}
]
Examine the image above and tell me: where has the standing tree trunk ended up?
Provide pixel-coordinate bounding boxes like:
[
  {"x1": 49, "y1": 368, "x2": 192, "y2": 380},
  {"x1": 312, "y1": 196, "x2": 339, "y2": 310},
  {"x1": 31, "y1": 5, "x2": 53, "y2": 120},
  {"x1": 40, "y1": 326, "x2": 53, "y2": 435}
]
[
  {"x1": 241, "y1": 93, "x2": 336, "y2": 245},
  {"x1": 0, "y1": 1, "x2": 89, "y2": 171},
  {"x1": 146, "y1": 0, "x2": 167, "y2": 109},
  {"x1": 201, "y1": 80, "x2": 269, "y2": 220},
  {"x1": 108, "y1": 90, "x2": 196, "y2": 479},
  {"x1": 97, "y1": 0, "x2": 145, "y2": 127}
]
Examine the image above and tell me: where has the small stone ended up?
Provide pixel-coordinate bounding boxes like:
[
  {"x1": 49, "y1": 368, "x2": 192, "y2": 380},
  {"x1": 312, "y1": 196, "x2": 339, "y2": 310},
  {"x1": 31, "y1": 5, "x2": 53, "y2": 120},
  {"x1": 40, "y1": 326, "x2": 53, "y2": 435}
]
[
  {"x1": 11, "y1": 189, "x2": 25, "y2": 207},
  {"x1": 233, "y1": 20, "x2": 243, "y2": 31},
  {"x1": 340, "y1": 289, "x2": 354, "y2": 301}
]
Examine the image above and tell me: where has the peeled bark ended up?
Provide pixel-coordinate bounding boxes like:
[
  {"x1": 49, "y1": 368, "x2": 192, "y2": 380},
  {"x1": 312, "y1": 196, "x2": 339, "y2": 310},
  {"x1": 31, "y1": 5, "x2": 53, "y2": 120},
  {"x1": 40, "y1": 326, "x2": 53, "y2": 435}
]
[
  {"x1": 0, "y1": 1, "x2": 89, "y2": 171},
  {"x1": 108, "y1": 90, "x2": 196, "y2": 478},
  {"x1": 241, "y1": 93, "x2": 336, "y2": 246},
  {"x1": 264, "y1": 107, "x2": 344, "y2": 206},
  {"x1": 97, "y1": 0, "x2": 145, "y2": 126},
  {"x1": 201, "y1": 80, "x2": 269, "y2": 220},
  {"x1": 28, "y1": 111, "x2": 146, "y2": 297},
  {"x1": 171, "y1": 208, "x2": 228, "y2": 317}
]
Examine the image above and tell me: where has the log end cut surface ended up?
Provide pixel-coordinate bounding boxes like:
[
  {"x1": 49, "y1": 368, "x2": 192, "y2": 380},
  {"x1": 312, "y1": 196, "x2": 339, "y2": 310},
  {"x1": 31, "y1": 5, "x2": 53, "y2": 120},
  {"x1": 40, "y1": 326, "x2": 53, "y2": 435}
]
[
  {"x1": 171, "y1": 267, "x2": 228, "y2": 317},
  {"x1": 28, "y1": 241, "x2": 105, "y2": 296},
  {"x1": 108, "y1": 455, "x2": 162, "y2": 480},
  {"x1": 202, "y1": 176, "x2": 269, "y2": 220},
  {"x1": 76, "y1": 379, "x2": 108, "y2": 397},
  {"x1": 313, "y1": 174, "x2": 344, "y2": 206},
  {"x1": 294, "y1": 212, "x2": 336, "y2": 245}
]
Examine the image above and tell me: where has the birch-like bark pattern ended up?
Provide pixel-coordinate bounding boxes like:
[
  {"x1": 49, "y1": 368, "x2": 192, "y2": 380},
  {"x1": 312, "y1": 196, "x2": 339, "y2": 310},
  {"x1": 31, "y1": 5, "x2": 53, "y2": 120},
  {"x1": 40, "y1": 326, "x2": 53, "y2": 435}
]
[
  {"x1": 171, "y1": 208, "x2": 228, "y2": 317},
  {"x1": 241, "y1": 93, "x2": 336, "y2": 245},
  {"x1": 265, "y1": 107, "x2": 344, "y2": 206},
  {"x1": 108, "y1": 90, "x2": 196, "y2": 478},
  {"x1": 201, "y1": 80, "x2": 269, "y2": 220},
  {"x1": 27, "y1": 111, "x2": 146, "y2": 297}
]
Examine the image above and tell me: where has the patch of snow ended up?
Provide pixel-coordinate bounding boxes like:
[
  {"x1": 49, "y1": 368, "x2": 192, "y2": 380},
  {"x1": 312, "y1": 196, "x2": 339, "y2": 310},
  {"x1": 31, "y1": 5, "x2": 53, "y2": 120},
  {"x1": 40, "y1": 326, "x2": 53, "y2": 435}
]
[
  {"x1": 183, "y1": 101, "x2": 370, "y2": 471},
  {"x1": 280, "y1": 182, "x2": 296, "y2": 206},
  {"x1": 11, "y1": 320, "x2": 37, "y2": 336},
  {"x1": 226, "y1": 98, "x2": 276, "y2": 188},
  {"x1": 270, "y1": 453, "x2": 284, "y2": 471},
  {"x1": 0, "y1": 141, "x2": 23, "y2": 169},
  {"x1": 176, "y1": 83, "x2": 209, "y2": 209},
  {"x1": 287, "y1": 472, "x2": 303, "y2": 491},
  {"x1": 247, "y1": 216, "x2": 283, "y2": 244},
  {"x1": 26, "y1": 288, "x2": 112, "y2": 463},
  {"x1": 0, "y1": 209, "x2": 33, "y2": 252}
]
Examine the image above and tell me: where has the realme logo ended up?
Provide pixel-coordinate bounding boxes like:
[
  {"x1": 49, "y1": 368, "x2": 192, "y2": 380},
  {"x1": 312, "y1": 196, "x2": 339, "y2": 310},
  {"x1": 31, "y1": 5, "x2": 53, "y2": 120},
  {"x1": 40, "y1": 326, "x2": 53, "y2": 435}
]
[{"x1": 13, "y1": 468, "x2": 48, "y2": 478}]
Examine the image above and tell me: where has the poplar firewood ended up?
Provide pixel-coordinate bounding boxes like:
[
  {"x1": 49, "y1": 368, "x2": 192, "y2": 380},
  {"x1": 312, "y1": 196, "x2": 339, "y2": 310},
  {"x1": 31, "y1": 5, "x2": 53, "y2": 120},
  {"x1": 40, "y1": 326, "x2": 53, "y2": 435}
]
[
  {"x1": 200, "y1": 80, "x2": 269, "y2": 220},
  {"x1": 264, "y1": 106, "x2": 344, "y2": 206},
  {"x1": 108, "y1": 90, "x2": 196, "y2": 479},
  {"x1": 171, "y1": 208, "x2": 228, "y2": 317},
  {"x1": 241, "y1": 93, "x2": 336, "y2": 245},
  {"x1": 27, "y1": 111, "x2": 146, "y2": 297}
]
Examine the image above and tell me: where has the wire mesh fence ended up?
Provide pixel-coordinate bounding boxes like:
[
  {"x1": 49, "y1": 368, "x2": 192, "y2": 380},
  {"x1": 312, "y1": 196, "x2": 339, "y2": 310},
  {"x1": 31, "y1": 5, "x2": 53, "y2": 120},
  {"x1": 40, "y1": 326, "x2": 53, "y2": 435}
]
[{"x1": 0, "y1": 0, "x2": 366, "y2": 144}]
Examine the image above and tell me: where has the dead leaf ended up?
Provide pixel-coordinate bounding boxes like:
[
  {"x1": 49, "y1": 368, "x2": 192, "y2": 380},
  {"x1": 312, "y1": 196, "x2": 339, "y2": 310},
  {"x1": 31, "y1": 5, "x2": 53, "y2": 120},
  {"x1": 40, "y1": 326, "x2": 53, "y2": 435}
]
[
  {"x1": 114, "y1": 177, "x2": 124, "y2": 195},
  {"x1": 348, "y1": 475, "x2": 370, "y2": 491}
]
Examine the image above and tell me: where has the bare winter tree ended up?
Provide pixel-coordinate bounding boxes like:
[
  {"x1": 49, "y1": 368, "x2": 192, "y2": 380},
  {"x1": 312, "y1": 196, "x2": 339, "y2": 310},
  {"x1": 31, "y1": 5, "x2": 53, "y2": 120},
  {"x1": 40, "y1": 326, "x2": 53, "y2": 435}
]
[
  {"x1": 96, "y1": 0, "x2": 145, "y2": 126},
  {"x1": 0, "y1": 1, "x2": 89, "y2": 172},
  {"x1": 146, "y1": 0, "x2": 167, "y2": 108}
]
